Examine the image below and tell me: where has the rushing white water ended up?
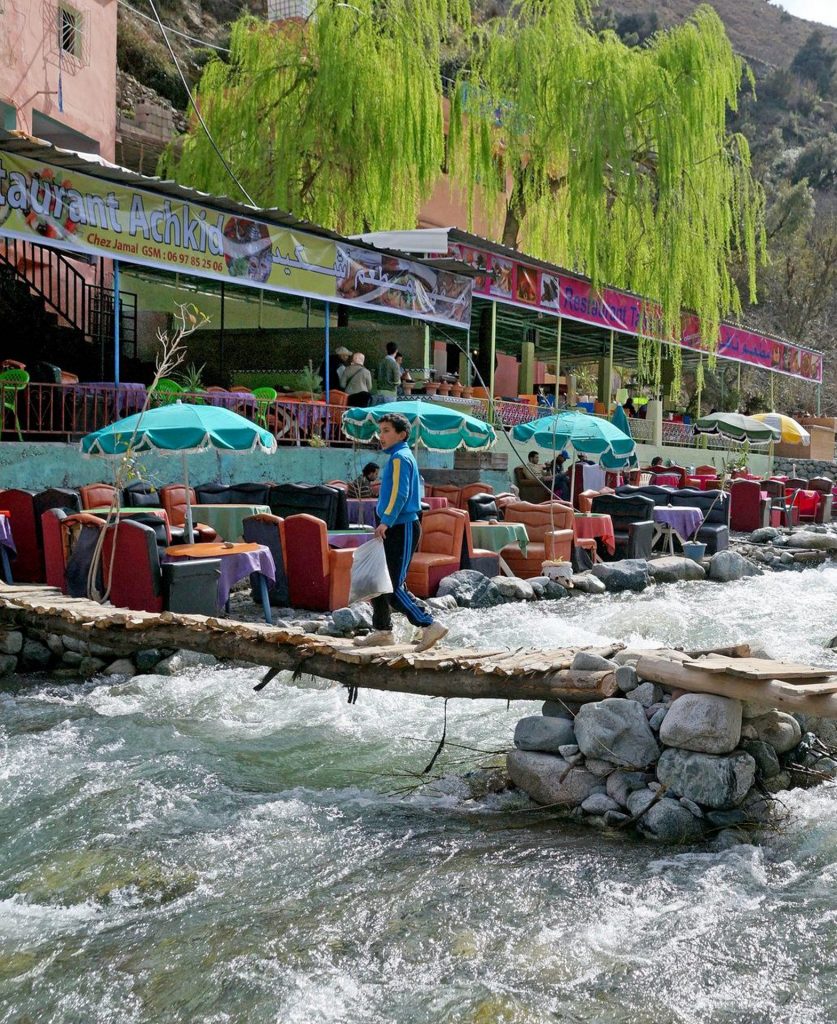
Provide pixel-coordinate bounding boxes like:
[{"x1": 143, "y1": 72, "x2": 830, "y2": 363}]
[{"x1": 2, "y1": 566, "x2": 837, "y2": 1023}]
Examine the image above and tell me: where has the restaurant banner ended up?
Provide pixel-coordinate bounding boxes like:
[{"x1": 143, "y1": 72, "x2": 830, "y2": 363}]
[
  {"x1": 448, "y1": 243, "x2": 822, "y2": 383},
  {"x1": 0, "y1": 152, "x2": 472, "y2": 329}
]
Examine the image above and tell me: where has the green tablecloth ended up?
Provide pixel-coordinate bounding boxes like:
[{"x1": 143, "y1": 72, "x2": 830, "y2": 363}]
[
  {"x1": 470, "y1": 522, "x2": 529, "y2": 555},
  {"x1": 190, "y1": 504, "x2": 271, "y2": 541}
]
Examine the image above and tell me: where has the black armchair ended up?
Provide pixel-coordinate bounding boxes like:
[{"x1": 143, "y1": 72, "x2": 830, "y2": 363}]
[
  {"x1": 670, "y1": 489, "x2": 729, "y2": 553},
  {"x1": 615, "y1": 484, "x2": 675, "y2": 507},
  {"x1": 467, "y1": 492, "x2": 501, "y2": 522},
  {"x1": 268, "y1": 483, "x2": 349, "y2": 530},
  {"x1": 590, "y1": 493, "x2": 655, "y2": 560},
  {"x1": 123, "y1": 481, "x2": 162, "y2": 508}
]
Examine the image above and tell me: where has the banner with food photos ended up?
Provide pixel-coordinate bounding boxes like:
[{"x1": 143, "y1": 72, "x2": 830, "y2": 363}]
[
  {"x1": 0, "y1": 152, "x2": 473, "y2": 329},
  {"x1": 448, "y1": 243, "x2": 823, "y2": 383}
]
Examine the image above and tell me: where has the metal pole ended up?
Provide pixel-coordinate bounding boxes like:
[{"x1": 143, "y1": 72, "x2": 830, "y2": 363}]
[
  {"x1": 219, "y1": 281, "x2": 226, "y2": 380},
  {"x1": 817, "y1": 383, "x2": 822, "y2": 416},
  {"x1": 769, "y1": 372, "x2": 774, "y2": 411},
  {"x1": 324, "y1": 300, "x2": 331, "y2": 405},
  {"x1": 113, "y1": 259, "x2": 120, "y2": 384},
  {"x1": 737, "y1": 362, "x2": 741, "y2": 407},
  {"x1": 424, "y1": 323, "x2": 430, "y2": 380},
  {"x1": 555, "y1": 316, "x2": 562, "y2": 407},
  {"x1": 489, "y1": 300, "x2": 497, "y2": 412},
  {"x1": 607, "y1": 329, "x2": 614, "y2": 412}
]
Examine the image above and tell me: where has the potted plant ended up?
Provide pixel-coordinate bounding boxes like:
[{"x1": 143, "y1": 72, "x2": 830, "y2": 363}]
[
  {"x1": 541, "y1": 557, "x2": 573, "y2": 582},
  {"x1": 462, "y1": 385, "x2": 474, "y2": 399},
  {"x1": 450, "y1": 381, "x2": 464, "y2": 398},
  {"x1": 424, "y1": 380, "x2": 439, "y2": 396},
  {"x1": 176, "y1": 361, "x2": 206, "y2": 398},
  {"x1": 297, "y1": 361, "x2": 323, "y2": 401},
  {"x1": 437, "y1": 381, "x2": 452, "y2": 396}
]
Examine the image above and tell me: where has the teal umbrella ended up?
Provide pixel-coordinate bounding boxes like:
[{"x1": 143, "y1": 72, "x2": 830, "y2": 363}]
[
  {"x1": 693, "y1": 412, "x2": 780, "y2": 445},
  {"x1": 342, "y1": 400, "x2": 496, "y2": 452},
  {"x1": 81, "y1": 401, "x2": 277, "y2": 539},
  {"x1": 611, "y1": 402, "x2": 633, "y2": 440},
  {"x1": 512, "y1": 411, "x2": 635, "y2": 459}
]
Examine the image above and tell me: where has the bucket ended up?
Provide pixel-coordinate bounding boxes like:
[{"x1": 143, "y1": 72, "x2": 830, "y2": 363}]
[
  {"x1": 542, "y1": 560, "x2": 573, "y2": 581},
  {"x1": 682, "y1": 541, "x2": 706, "y2": 563}
]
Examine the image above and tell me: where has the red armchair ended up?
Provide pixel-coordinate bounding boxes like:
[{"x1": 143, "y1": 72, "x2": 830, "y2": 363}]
[
  {"x1": 729, "y1": 480, "x2": 770, "y2": 532},
  {"x1": 42, "y1": 508, "x2": 69, "y2": 589},
  {"x1": 458, "y1": 482, "x2": 494, "y2": 509},
  {"x1": 500, "y1": 501, "x2": 574, "y2": 578},
  {"x1": 0, "y1": 489, "x2": 42, "y2": 581},
  {"x1": 80, "y1": 483, "x2": 119, "y2": 510},
  {"x1": 283, "y1": 513, "x2": 353, "y2": 611},
  {"x1": 405, "y1": 508, "x2": 465, "y2": 597},
  {"x1": 427, "y1": 484, "x2": 462, "y2": 508},
  {"x1": 160, "y1": 485, "x2": 218, "y2": 543}
]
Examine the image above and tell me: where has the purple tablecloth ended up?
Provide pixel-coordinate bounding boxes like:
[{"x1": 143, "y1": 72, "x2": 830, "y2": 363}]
[
  {"x1": 346, "y1": 498, "x2": 378, "y2": 526},
  {"x1": 0, "y1": 516, "x2": 15, "y2": 553},
  {"x1": 653, "y1": 506, "x2": 703, "y2": 540},
  {"x1": 204, "y1": 390, "x2": 257, "y2": 414},
  {"x1": 68, "y1": 382, "x2": 147, "y2": 417},
  {"x1": 164, "y1": 546, "x2": 275, "y2": 609}
]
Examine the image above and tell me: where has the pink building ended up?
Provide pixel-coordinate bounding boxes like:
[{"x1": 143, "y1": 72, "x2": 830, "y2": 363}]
[{"x1": 0, "y1": 0, "x2": 117, "y2": 160}]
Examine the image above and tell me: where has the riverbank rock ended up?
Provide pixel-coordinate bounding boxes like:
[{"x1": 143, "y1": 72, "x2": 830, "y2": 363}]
[
  {"x1": 615, "y1": 665, "x2": 639, "y2": 693},
  {"x1": 506, "y1": 750, "x2": 599, "y2": 806},
  {"x1": 0, "y1": 629, "x2": 23, "y2": 655},
  {"x1": 492, "y1": 576, "x2": 536, "y2": 602},
  {"x1": 708, "y1": 550, "x2": 760, "y2": 582},
  {"x1": 437, "y1": 570, "x2": 503, "y2": 609},
  {"x1": 606, "y1": 769, "x2": 652, "y2": 808},
  {"x1": 514, "y1": 715, "x2": 576, "y2": 752},
  {"x1": 527, "y1": 576, "x2": 569, "y2": 600},
  {"x1": 591, "y1": 559, "x2": 649, "y2": 593},
  {"x1": 740, "y1": 739, "x2": 781, "y2": 779},
  {"x1": 637, "y1": 797, "x2": 705, "y2": 843},
  {"x1": 656, "y1": 749, "x2": 756, "y2": 808},
  {"x1": 658, "y1": 694, "x2": 742, "y2": 754},
  {"x1": 21, "y1": 639, "x2": 52, "y2": 670},
  {"x1": 785, "y1": 531, "x2": 837, "y2": 551},
  {"x1": 648, "y1": 556, "x2": 706, "y2": 583},
  {"x1": 571, "y1": 651, "x2": 617, "y2": 672},
  {"x1": 570, "y1": 573, "x2": 606, "y2": 595},
  {"x1": 749, "y1": 711, "x2": 802, "y2": 754},
  {"x1": 750, "y1": 527, "x2": 781, "y2": 544},
  {"x1": 574, "y1": 698, "x2": 660, "y2": 768},
  {"x1": 156, "y1": 651, "x2": 218, "y2": 675}
]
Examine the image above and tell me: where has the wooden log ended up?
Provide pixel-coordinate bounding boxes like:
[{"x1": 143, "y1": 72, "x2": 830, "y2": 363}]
[{"x1": 636, "y1": 655, "x2": 837, "y2": 717}]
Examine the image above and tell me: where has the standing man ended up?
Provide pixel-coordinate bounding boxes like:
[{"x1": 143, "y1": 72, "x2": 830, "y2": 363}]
[
  {"x1": 376, "y1": 341, "x2": 401, "y2": 401},
  {"x1": 355, "y1": 413, "x2": 448, "y2": 651},
  {"x1": 318, "y1": 345, "x2": 352, "y2": 393}
]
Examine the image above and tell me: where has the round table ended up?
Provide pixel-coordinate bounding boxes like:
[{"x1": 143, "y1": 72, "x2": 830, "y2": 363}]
[
  {"x1": 469, "y1": 521, "x2": 529, "y2": 555},
  {"x1": 573, "y1": 512, "x2": 615, "y2": 555},
  {"x1": 189, "y1": 504, "x2": 271, "y2": 541}
]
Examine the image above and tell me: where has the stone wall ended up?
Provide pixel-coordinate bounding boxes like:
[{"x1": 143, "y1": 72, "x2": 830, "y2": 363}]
[{"x1": 772, "y1": 456, "x2": 836, "y2": 480}]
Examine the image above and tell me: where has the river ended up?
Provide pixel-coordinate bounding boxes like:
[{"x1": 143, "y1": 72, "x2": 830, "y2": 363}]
[{"x1": 2, "y1": 566, "x2": 837, "y2": 1023}]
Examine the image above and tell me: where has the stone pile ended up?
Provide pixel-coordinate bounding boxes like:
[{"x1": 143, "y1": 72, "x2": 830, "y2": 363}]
[
  {"x1": 739, "y1": 525, "x2": 837, "y2": 570},
  {"x1": 506, "y1": 649, "x2": 837, "y2": 844}
]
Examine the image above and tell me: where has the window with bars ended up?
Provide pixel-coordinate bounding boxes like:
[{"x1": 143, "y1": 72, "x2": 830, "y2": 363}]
[{"x1": 59, "y1": 5, "x2": 82, "y2": 58}]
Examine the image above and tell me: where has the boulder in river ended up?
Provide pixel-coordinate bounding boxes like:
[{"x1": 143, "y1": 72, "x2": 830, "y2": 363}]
[
  {"x1": 648, "y1": 556, "x2": 706, "y2": 583},
  {"x1": 574, "y1": 698, "x2": 660, "y2": 768},
  {"x1": 514, "y1": 715, "x2": 576, "y2": 752},
  {"x1": 591, "y1": 559, "x2": 650, "y2": 593},
  {"x1": 658, "y1": 693, "x2": 742, "y2": 754},
  {"x1": 708, "y1": 550, "x2": 760, "y2": 582},
  {"x1": 637, "y1": 797, "x2": 705, "y2": 843},
  {"x1": 656, "y1": 749, "x2": 756, "y2": 809},
  {"x1": 749, "y1": 711, "x2": 802, "y2": 754},
  {"x1": 785, "y1": 531, "x2": 837, "y2": 551},
  {"x1": 437, "y1": 570, "x2": 504, "y2": 609},
  {"x1": 506, "y1": 750, "x2": 599, "y2": 807}
]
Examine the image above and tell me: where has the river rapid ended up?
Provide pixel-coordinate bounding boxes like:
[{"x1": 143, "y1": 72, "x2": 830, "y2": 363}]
[{"x1": 2, "y1": 566, "x2": 837, "y2": 1023}]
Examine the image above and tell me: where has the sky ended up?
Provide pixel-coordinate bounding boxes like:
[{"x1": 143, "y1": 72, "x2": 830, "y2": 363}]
[{"x1": 768, "y1": 0, "x2": 837, "y2": 29}]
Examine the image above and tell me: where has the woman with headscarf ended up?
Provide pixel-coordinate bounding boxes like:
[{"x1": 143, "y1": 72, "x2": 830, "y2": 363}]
[{"x1": 343, "y1": 352, "x2": 374, "y2": 408}]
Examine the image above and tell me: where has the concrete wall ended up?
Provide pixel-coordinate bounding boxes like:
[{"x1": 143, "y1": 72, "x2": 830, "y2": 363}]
[{"x1": 0, "y1": 1, "x2": 117, "y2": 160}]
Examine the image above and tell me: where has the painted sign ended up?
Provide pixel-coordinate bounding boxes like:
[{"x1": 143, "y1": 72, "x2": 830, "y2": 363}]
[
  {"x1": 0, "y1": 152, "x2": 472, "y2": 328},
  {"x1": 448, "y1": 243, "x2": 822, "y2": 383}
]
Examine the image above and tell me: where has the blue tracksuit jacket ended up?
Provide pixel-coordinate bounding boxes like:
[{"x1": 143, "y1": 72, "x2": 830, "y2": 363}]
[{"x1": 376, "y1": 440, "x2": 423, "y2": 527}]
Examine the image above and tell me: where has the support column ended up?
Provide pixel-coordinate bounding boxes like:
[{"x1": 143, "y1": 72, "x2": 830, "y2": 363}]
[
  {"x1": 769, "y1": 371, "x2": 774, "y2": 411},
  {"x1": 817, "y1": 383, "x2": 822, "y2": 416},
  {"x1": 519, "y1": 340, "x2": 535, "y2": 395},
  {"x1": 219, "y1": 280, "x2": 226, "y2": 381},
  {"x1": 489, "y1": 301, "x2": 497, "y2": 408},
  {"x1": 423, "y1": 323, "x2": 430, "y2": 380},
  {"x1": 554, "y1": 317, "x2": 562, "y2": 406},
  {"x1": 607, "y1": 329, "x2": 614, "y2": 412},
  {"x1": 324, "y1": 300, "x2": 331, "y2": 405},
  {"x1": 113, "y1": 259, "x2": 120, "y2": 385}
]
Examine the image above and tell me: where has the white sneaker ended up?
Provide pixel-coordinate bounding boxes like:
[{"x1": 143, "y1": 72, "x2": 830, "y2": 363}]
[
  {"x1": 353, "y1": 630, "x2": 395, "y2": 648},
  {"x1": 415, "y1": 621, "x2": 448, "y2": 652}
]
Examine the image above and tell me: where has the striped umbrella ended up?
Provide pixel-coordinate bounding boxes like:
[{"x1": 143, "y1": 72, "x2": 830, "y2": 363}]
[{"x1": 751, "y1": 413, "x2": 810, "y2": 446}]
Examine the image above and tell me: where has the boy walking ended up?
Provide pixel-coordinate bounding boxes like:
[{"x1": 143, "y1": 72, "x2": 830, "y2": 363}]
[{"x1": 354, "y1": 413, "x2": 448, "y2": 651}]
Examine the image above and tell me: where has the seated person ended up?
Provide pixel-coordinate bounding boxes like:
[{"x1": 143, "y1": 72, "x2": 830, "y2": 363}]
[
  {"x1": 526, "y1": 450, "x2": 542, "y2": 478},
  {"x1": 543, "y1": 449, "x2": 571, "y2": 501},
  {"x1": 348, "y1": 462, "x2": 380, "y2": 498},
  {"x1": 649, "y1": 456, "x2": 665, "y2": 469}
]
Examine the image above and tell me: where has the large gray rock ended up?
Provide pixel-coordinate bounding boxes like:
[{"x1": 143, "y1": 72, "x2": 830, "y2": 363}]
[
  {"x1": 615, "y1": 665, "x2": 639, "y2": 693},
  {"x1": 637, "y1": 798, "x2": 705, "y2": 843},
  {"x1": 648, "y1": 556, "x2": 706, "y2": 583},
  {"x1": 542, "y1": 700, "x2": 576, "y2": 719},
  {"x1": 740, "y1": 739, "x2": 781, "y2": 779},
  {"x1": 527, "y1": 576, "x2": 569, "y2": 600},
  {"x1": 750, "y1": 527, "x2": 781, "y2": 544},
  {"x1": 156, "y1": 650, "x2": 218, "y2": 675},
  {"x1": 785, "y1": 531, "x2": 837, "y2": 551},
  {"x1": 103, "y1": 658, "x2": 136, "y2": 678},
  {"x1": 0, "y1": 654, "x2": 17, "y2": 676},
  {"x1": 574, "y1": 698, "x2": 660, "y2": 768},
  {"x1": 571, "y1": 651, "x2": 617, "y2": 672},
  {"x1": 606, "y1": 770, "x2": 652, "y2": 808},
  {"x1": 570, "y1": 573, "x2": 606, "y2": 595},
  {"x1": 750, "y1": 711, "x2": 802, "y2": 754},
  {"x1": 708, "y1": 550, "x2": 760, "y2": 582},
  {"x1": 581, "y1": 792, "x2": 621, "y2": 815},
  {"x1": 0, "y1": 630, "x2": 23, "y2": 655},
  {"x1": 626, "y1": 786, "x2": 657, "y2": 817},
  {"x1": 627, "y1": 682, "x2": 663, "y2": 708},
  {"x1": 491, "y1": 576, "x2": 536, "y2": 602},
  {"x1": 656, "y1": 749, "x2": 756, "y2": 808},
  {"x1": 659, "y1": 694, "x2": 742, "y2": 754},
  {"x1": 135, "y1": 648, "x2": 163, "y2": 673},
  {"x1": 437, "y1": 570, "x2": 504, "y2": 609},
  {"x1": 513, "y1": 715, "x2": 576, "y2": 752},
  {"x1": 20, "y1": 639, "x2": 52, "y2": 670},
  {"x1": 506, "y1": 750, "x2": 599, "y2": 807},
  {"x1": 591, "y1": 559, "x2": 650, "y2": 593},
  {"x1": 331, "y1": 606, "x2": 362, "y2": 632}
]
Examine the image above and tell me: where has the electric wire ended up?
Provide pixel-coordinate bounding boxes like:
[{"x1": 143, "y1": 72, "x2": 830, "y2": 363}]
[
  {"x1": 144, "y1": 0, "x2": 257, "y2": 206},
  {"x1": 117, "y1": 0, "x2": 231, "y2": 52}
]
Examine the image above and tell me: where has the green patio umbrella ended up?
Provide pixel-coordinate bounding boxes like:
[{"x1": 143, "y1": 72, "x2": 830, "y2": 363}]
[
  {"x1": 81, "y1": 401, "x2": 277, "y2": 540},
  {"x1": 693, "y1": 412, "x2": 780, "y2": 446},
  {"x1": 341, "y1": 399, "x2": 496, "y2": 452}
]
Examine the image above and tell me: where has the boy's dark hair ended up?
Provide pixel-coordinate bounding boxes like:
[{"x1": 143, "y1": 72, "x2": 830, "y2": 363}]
[
  {"x1": 385, "y1": 341, "x2": 398, "y2": 355},
  {"x1": 362, "y1": 462, "x2": 379, "y2": 478},
  {"x1": 379, "y1": 412, "x2": 410, "y2": 437}
]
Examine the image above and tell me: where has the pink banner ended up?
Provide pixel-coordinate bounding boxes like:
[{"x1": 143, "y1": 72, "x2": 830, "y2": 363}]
[{"x1": 448, "y1": 244, "x2": 822, "y2": 383}]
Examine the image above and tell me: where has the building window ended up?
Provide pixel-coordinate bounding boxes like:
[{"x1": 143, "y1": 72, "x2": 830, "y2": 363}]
[{"x1": 59, "y1": 5, "x2": 82, "y2": 58}]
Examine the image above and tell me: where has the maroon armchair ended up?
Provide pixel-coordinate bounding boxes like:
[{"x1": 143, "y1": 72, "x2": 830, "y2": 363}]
[{"x1": 729, "y1": 479, "x2": 770, "y2": 533}]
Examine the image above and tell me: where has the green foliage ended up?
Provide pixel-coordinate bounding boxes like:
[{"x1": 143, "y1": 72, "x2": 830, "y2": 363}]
[
  {"x1": 792, "y1": 134, "x2": 837, "y2": 191},
  {"x1": 161, "y1": 0, "x2": 470, "y2": 231},
  {"x1": 116, "y1": 14, "x2": 188, "y2": 109},
  {"x1": 449, "y1": 1, "x2": 766, "y2": 377},
  {"x1": 176, "y1": 362, "x2": 207, "y2": 392},
  {"x1": 791, "y1": 30, "x2": 836, "y2": 96},
  {"x1": 298, "y1": 361, "x2": 323, "y2": 396}
]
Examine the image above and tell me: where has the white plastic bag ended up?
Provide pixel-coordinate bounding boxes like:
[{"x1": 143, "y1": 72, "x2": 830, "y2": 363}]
[{"x1": 348, "y1": 537, "x2": 393, "y2": 604}]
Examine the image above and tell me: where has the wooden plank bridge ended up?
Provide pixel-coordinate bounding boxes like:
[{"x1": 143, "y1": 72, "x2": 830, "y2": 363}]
[{"x1": 2, "y1": 582, "x2": 837, "y2": 715}]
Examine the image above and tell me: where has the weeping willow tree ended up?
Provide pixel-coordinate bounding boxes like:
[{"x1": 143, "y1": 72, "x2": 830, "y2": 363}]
[
  {"x1": 160, "y1": 0, "x2": 469, "y2": 232},
  {"x1": 449, "y1": 1, "x2": 766, "y2": 381}
]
